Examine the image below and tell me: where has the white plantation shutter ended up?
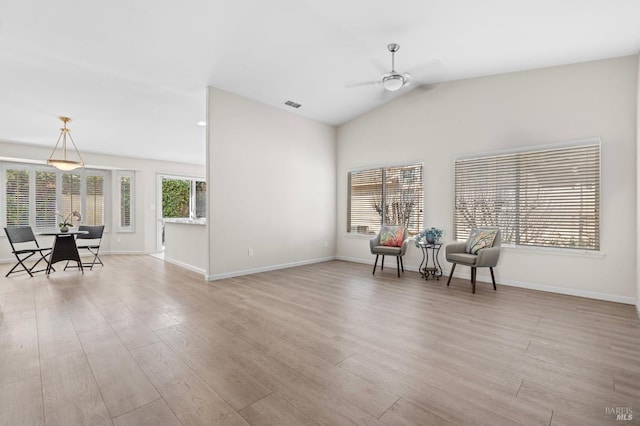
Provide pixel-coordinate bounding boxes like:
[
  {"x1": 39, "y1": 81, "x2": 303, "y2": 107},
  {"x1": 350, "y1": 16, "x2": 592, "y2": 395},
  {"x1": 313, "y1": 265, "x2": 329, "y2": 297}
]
[
  {"x1": 85, "y1": 174, "x2": 104, "y2": 226},
  {"x1": 454, "y1": 141, "x2": 600, "y2": 250},
  {"x1": 61, "y1": 173, "x2": 82, "y2": 224},
  {"x1": 2, "y1": 164, "x2": 109, "y2": 229},
  {"x1": 116, "y1": 171, "x2": 134, "y2": 231},
  {"x1": 6, "y1": 168, "x2": 30, "y2": 226},
  {"x1": 35, "y1": 170, "x2": 57, "y2": 229},
  {"x1": 348, "y1": 163, "x2": 423, "y2": 235}
]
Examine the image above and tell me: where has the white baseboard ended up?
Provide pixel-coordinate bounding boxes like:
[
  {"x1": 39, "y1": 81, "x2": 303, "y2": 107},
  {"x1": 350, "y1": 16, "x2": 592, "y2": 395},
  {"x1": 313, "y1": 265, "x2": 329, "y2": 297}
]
[
  {"x1": 491, "y1": 276, "x2": 636, "y2": 305},
  {"x1": 163, "y1": 257, "x2": 206, "y2": 276},
  {"x1": 101, "y1": 250, "x2": 148, "y2": 255},
  {"x1": 336, "y1": 255, "x2": 421, "y2": 272},
  {"x1": 636, "y1": 303, "x2": 640, "y2": 319},
  {"x1": 206, "y1": 256, "x2": 336, "y2": 281},
  {"x1": 335, "y1": 256, "x2": 636, "y2": 305}
]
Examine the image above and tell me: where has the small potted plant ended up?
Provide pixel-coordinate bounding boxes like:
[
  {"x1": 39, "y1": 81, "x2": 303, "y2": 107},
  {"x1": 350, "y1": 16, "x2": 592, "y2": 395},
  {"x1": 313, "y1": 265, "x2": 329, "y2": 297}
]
[
  {"x1": 57, "y1": 210, "x2": 82, "y2": 232},
  {"x1": 414, "y1": 227, "x2": 444, "y2": 246}
]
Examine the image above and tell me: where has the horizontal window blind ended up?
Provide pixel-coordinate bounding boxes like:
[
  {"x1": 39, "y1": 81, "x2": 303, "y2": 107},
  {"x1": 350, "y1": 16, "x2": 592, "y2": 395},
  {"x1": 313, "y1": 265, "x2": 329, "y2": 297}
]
[
  {"x1": 348, "y1": 168, "x2": 382, "y2": 235},
  {"x1": 2, "y1": 163, "x2": 108, "y2": 230},
  {"x1": 85, "y1": 175, "x2": 105, "y2": 226},
  {"x1": 454, "y1": 142, "x2": 600, "y2": 250},
  {"x1": 6, "y1": 168, "x2": 30, "y2": 226},
  {"x1": 35, "y1": 170, "x2": 57, "y2": 229},
  {"x1": 348, "y1": 163, "x2": 423, "y2": 235},
  {"x1": 119, "y1": 175, "x2": 132, "y2": 227},
  {"x1": 61, "y1": 173, "x2": 82, "y2": 224}
]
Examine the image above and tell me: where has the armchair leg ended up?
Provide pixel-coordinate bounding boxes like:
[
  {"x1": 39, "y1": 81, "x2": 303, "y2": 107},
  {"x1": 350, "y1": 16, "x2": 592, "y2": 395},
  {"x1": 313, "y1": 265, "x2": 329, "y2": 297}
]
[
  {"x1": 471, "y1": 267, "x2": 476, "y2": 294},
  {"x1": 381, "y1": 255, "x2": 385, "y2": 271},
  {"x1": 372, "y1": 255, "x2": 379, "y2": 275},
  {"x1": 396, "y1": 256, "x2": 400, "y2": 277},
  {"x1": 447, "y1": 263, "x2": 456, "y2": 286},
  {"x1": 400, "y1": 257, "x2": 404, "y2": 272},
  {"x1": 490, "y1": 267, "x2": 497, "y2": 290}
]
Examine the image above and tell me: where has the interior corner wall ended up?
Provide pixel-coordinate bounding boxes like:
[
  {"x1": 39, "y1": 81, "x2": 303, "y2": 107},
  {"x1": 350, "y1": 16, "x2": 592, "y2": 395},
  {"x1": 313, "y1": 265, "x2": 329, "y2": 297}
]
[
  {"x1": 337, "y1": 55, "x2": 638, "y2": 303},
  {"x1": 206, "y1": 87, "x2": 336, "y2": 279}
]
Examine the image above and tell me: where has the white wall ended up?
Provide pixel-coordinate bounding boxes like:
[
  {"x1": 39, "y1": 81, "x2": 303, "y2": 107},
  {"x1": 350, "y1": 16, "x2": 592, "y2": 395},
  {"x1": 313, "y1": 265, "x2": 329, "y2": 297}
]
[
  {"x1": 164, "y1": 221, "x2": 207, "y2": 274},
  {"x1": 207, "y1": 87, "x2": 336, "y2": 279},
  {"x1": 337, "y1": 56, "x2": 638, "y2": 303},
  {"x1": 637, "y1": 53, "x2": 640, "y2": 316},
  {"x1": 0, "y1": 140, "x2": 205, "y2": 260}
]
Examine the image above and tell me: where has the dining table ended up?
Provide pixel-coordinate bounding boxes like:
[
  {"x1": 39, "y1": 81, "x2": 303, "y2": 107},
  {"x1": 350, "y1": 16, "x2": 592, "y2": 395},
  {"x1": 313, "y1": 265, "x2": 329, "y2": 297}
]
[{"x1": 39, "y1": 229, "x2": 89, "y2": 275}]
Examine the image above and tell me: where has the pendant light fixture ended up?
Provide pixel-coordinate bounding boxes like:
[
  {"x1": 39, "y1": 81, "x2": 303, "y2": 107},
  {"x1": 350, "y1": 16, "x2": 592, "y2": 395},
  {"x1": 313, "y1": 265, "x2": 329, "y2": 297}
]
[{"x1": 47, "y1": 116, "x2": 85, "y2": 171}]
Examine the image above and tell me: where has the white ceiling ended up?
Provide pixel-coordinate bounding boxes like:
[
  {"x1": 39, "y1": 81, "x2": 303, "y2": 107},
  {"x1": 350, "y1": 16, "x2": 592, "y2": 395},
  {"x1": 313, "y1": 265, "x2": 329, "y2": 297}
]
[{"x1": 1, "y1": 0, "x2": 639, "y2": 166}]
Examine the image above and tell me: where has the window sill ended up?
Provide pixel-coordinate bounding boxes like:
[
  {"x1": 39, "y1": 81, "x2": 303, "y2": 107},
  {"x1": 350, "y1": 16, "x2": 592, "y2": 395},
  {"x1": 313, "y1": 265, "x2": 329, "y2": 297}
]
[
  {"x1": 501, "y1": 244, "x2": 605, "y2": 258},
  {"x1": 346, "y1": 232, "x2": 376, "y2": 239}
]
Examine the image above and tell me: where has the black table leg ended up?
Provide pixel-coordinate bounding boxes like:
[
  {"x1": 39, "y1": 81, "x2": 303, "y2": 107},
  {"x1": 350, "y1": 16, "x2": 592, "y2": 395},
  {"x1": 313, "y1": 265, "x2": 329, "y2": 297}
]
[{"x1": 47, "y1": 235, "x2": 83, "y2": 275}]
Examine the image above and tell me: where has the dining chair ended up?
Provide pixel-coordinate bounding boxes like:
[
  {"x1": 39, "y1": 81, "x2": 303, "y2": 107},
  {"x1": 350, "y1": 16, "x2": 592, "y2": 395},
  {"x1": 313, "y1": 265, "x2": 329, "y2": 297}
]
[
  {"x1": 64, "y1": 225, "x2": 105, "y2": 270},
  {"x1": 4, "y1": 226, "x2": 52, "y2": 277}
]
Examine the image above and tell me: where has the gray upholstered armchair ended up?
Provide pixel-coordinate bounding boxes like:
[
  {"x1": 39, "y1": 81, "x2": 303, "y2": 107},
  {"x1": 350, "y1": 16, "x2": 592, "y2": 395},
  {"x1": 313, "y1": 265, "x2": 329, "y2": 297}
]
[
  {"x1": 445, "y1": 228, "x2": 501, "y2": 293},
  {"x1": 370, "y1": 225, "x2": 410, "y2": 277}
]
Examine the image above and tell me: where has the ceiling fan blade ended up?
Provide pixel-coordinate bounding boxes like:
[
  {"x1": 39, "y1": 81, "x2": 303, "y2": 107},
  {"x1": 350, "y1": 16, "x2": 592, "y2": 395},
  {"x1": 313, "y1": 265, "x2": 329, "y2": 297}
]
[{"x1": 345, "y1": 80, "x2": 380, "y2": 89}]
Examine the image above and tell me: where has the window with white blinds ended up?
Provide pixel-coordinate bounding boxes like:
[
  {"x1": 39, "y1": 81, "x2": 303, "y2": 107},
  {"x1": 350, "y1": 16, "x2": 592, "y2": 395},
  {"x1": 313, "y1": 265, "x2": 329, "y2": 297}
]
[
  {"x1": 454, "y1": 141, "x2": 600, "y2": 250},
  {"x1": 85, "y1": 175, "x2": 105, "y2": 226},
  {"x1": 116, "y1": 171, "x2": 134, "y2": 232},
  {"x1": 2, "y1": 164, "x2": 107, "y2": 230},
  {"x1": 61, "y1": 173, "x2": 82, "y2": 218},
  {"x1": 6, "y1": 168, "x2": 30, "y2": 226},
  {"x1": 348, "y1": 163, "x2": 423, "y2": 235},
  {"x1": 35, "y1": 170, "x2": 57, "y2": 229}
]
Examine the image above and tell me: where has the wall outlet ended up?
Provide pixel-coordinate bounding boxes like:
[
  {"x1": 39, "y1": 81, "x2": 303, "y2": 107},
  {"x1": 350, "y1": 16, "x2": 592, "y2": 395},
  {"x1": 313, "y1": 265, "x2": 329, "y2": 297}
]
[{"x1": 248, "y1": 248, "x2": 254, "y2": 256}]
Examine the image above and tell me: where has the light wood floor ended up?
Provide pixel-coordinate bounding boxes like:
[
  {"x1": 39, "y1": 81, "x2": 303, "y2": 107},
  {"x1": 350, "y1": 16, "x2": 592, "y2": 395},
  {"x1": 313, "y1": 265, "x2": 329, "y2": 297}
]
[{"x1": 0, "y1": 256, "x2": 638, "y2": 425}]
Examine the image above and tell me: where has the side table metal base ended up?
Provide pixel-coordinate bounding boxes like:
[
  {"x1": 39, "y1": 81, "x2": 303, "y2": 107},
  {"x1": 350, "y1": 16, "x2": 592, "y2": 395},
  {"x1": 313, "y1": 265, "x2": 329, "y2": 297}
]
[{"x1": 418, "y1": 242, "x2": 443, "y2": 280}]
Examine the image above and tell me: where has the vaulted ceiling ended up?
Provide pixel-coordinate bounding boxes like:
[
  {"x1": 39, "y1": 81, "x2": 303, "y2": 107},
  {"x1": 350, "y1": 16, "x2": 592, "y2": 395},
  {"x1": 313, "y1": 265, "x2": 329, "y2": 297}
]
[{"x1": 1, "y1": 0, "x2": 639, "y2": 165}]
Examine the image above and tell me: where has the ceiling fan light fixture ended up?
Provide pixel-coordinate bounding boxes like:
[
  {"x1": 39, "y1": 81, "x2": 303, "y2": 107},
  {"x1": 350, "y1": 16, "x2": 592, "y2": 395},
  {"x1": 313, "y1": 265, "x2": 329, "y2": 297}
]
[
  {"x1": 47, "y1": 116, "x2": 85, "y2": 171},
  {"x1": 382, "y1": 73, "x2": 405, "y2": 91}
]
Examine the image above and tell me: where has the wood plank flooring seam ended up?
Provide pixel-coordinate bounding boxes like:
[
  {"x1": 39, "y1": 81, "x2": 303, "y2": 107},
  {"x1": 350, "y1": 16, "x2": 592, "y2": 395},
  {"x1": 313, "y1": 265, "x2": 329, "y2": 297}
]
[
  {"x1": 75, "y1": 343, "x2": 117, "y2": 420},
  {"x1": 376, "y1": 395, "x2": 402, "y2": 420},
  {"x1": 516, "y1": 379, "x2": 524, "y2": 397},
  {"x1": 109, "y1": 397, "x2": 173, "y2": 423},
  {"x1": 34, "y1": 289, "x2": 46, "y2": 426}
]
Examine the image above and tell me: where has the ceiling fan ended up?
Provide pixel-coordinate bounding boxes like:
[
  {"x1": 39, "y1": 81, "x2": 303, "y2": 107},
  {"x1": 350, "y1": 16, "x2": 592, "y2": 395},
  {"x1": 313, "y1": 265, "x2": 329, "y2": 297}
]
[
  {"x1": 380, "y1": 43, "x2": 411, "y2": 91},
  {"x1": 347, "y1": 43, "x2": 413, "y2": 93}
]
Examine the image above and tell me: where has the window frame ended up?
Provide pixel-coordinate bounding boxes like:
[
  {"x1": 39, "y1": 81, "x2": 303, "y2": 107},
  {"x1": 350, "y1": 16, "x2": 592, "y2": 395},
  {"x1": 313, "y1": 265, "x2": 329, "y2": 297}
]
[
  {"x1": 453, "y1": 139, "x2": 601, "y2": 252},
  {"x1": 159, "y1": 174, "x2": 206, "y2": 220},
  {"x1": 347, "y1": 162, "x2": 424, "y2": 236}
]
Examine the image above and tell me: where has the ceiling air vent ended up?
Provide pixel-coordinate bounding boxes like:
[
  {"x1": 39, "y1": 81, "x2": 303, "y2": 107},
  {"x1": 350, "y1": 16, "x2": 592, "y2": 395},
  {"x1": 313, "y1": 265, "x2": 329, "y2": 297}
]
[{"x1": 284, "y1": 100, "x2": 302, "y2": 109}]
